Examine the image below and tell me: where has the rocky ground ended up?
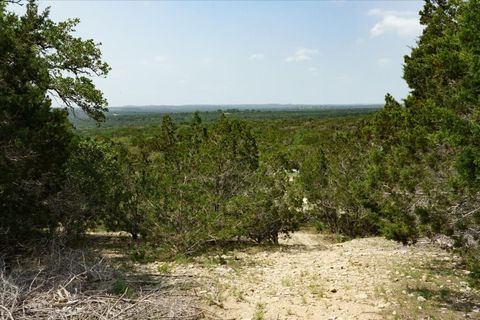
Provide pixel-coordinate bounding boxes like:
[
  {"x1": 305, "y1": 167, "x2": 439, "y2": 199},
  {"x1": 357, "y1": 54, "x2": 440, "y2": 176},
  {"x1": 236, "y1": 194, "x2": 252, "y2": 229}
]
[{"x1": 144, "y1": 231, "x2": 480, "y2": 320}]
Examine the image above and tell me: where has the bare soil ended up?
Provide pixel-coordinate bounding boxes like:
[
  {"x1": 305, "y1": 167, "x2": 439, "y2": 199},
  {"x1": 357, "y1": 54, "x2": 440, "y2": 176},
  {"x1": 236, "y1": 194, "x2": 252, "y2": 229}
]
[{"x1": 144, "y1": 231, "x2": 480, "y2": 320}]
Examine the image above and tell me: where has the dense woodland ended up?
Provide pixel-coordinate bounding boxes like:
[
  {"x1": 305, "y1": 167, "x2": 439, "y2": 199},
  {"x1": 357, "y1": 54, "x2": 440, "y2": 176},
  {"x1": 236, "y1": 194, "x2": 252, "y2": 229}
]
[
  {"x1": 1, "y1": 0, "x2": 480, "y2": 290},
  {"x1": 69, "y1": 107, "x2": 379, "y2": 130}
]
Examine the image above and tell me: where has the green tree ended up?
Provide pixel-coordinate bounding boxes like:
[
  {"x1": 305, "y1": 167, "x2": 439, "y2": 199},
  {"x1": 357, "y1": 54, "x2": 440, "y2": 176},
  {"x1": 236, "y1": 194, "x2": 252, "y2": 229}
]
[
  {"x1": 206, "y1": 114, "x2": 259, "y2": 214},
  {"x1": 50, "y1": 138, "x2": 121, "y2": 236},
  {"x1": 159, "y1": 115, "x2": 177, "y2": 157},
  {"x1": 229, "y1": 158, "x2": 303, "y2": 244},
  {"x1": 102, "y1": 145, "x2": 156, "y2": 240},
  {"x1": 300, "y1": 128, "x2": 378, "y2": 238},
  {"x1": 366, "y1": 0, "x2": 480, "y2": 244},
  {"x1": 0, "y1": 0, "x2": 109, "y2": 243},
  {"x1": 191, "y1": 111, "x2": 207, "y2": 151}
]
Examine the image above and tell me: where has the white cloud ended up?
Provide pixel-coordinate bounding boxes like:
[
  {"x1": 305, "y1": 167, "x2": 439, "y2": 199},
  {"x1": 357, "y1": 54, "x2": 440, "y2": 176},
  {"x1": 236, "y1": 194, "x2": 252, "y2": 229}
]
[
  {"x1": 368, "y1": 8, "x2": 423, "y2": 38},
  {"x1": 249, "y1": 53, "x2": 265, "y2": 60},
  {"x1": 286, "y1": 48, "x2": 319, "y2": 62},
  {"x1": 377, "y1": 57, "x2": 392, "y2": 66}
]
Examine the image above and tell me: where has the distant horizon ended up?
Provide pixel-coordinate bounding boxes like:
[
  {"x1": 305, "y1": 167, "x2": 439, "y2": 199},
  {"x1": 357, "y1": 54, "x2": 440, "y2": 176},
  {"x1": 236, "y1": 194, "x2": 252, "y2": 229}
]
[
  {"x1": 109, "y1": 103, "x2": 383, "y2": 108},
  {"x1": 68, "y1": 103, "x2": 383, "y2": 117}
]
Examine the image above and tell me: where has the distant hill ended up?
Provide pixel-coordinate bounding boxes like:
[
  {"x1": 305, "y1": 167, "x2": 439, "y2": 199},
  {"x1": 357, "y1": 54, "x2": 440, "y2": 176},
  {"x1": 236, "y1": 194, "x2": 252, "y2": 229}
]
[
  {"x1": 108, "y1": 104, "x2": 382, "y2": 114},
  {"x1": 68, "y1": 104, "x2": 382, "y2": 130}
]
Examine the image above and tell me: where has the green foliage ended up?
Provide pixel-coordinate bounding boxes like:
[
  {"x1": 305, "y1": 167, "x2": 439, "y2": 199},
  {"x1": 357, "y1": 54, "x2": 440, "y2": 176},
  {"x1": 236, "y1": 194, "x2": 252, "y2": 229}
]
[
  {"x1": 147, "y1": 114, "x2": 261, "y2": 252},
  {"x1": 253, "y1": 303, "x2": 266, "y2": 320},
  {"x1": 71, "y1": 107, "x2": 379, "y2": 131},
  {"x1": 130, "y1": 244, "x2": 152, "y2": 262},
  {"x1": 81, "y1": 111, "x2": 309, "y2": 255},
  {"x1": 53, "y1": 138, "x2": 122, "y2": 236},
  {"x1": 79, "y1": 111, "x2": 377, "y2": 252},
  {"x1": 2, "y1": 0, "x2": 110, "y2": 121},
  {"x1": 464, "y1": 248, "x2": 480, "y2": 287},
  {"x1": 228, "y1": 160, "x2": 303, "y2": 244},
  {"x1": 111, "y1": 275, "x2": 129, "y2": 295},
  {"x1": 156, "y1": 263, "x2": 171, "y2": 274},
  {"x1": 0, "y1": 0, "x2": 108, "y2": 244},
  {"x1": 350, "y1": 0, "x2": 480, "y2": 253},
  {"x1": 101, "y1": 145, "x2": 155, "y2": 240},
  {"x1": 289, "y1": 0, "x2": 480, "y2": 249},
  {"x1": 299, "y1": 126, "x2": 378, "y2": 238}
]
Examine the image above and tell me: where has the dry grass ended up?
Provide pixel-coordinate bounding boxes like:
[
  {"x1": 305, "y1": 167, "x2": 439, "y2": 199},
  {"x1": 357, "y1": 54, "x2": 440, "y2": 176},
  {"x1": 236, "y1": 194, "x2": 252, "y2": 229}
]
[
  {"x1": 385, "y1": 253, "x2": 480, "y2": 319},
  {"x1": 0, "y1": 242, "x2": 207, "y2": 320}
]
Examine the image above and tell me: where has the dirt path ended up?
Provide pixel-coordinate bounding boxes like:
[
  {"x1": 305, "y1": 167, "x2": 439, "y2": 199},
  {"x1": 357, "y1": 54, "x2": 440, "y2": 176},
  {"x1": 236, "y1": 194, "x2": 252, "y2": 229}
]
[{"x1": 146, "y1": 232, "x2": 480, "y2": 319}]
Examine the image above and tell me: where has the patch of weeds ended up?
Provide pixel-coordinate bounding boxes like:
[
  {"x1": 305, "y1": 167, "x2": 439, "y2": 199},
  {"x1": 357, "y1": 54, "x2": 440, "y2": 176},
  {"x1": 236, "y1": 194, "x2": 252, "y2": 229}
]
[
  {"x1": 300, "y1": 293, "x2": 307, "y2": 305},
  {"x1": 129, "y1": 244, "x2": 165, "y2": 263},
  {"x1": 374, "y1": 284, "x2": 387, "y2": 298},
  {"x1": 206, "y1": 292, "x2": 223, "y2": 308},
  {"x1": 334, "y1": 233, "x2": 348, "y2": 243},
  {"x1": 112, "y1": 258, "x2": 136, "y2": 273},
  {"x1": 313, "y1": 220, "x2": 327, "y2": 232},
  {"x1": 308, "y1": 283, "x2": 325, "y2": 298},
  {"x1": 198, "y1": 256, "x2": 217, "y2": 269},
  {"x1": 281, "y1": 276, "x2": 294, "y2": 287},
  {"x1": 464, "y1": 249, "x2": 480, "y2": 288},
  {"x1": 205, "y1": 278, "x2": 227, "y2": 308},
  {"x1": 232, "y1": 287, "x2": 245, "y2": 302},
  {"x1": 245, "y1": 243, "x2": 279, "y2": 256},
  {"x1": 170, "y1": 253, "x2": 194, "y2": 264},
  {"x1": 247, "y1": 272, "x2": 261, "y2": 284},
  {"x1": 253, "y1": 302, "x2": 266, "y2": 320},
  {"x1": 217, "y1": 255, "x2": 227, "y2": 265},
  {"x1": 266, "y1": 288, "x2": 277, "y2": 296},
  {"x1": 156, "y1": 263, "x2": 171, "y2": 274},
  {"x1": 226, "y1": 258, "x2": 242, "y2": 272},
  {"x1": 197, "y1": 254, "x2": 243, "y2": 272},
  {"x1": 426, "y1": 259, "x2": 458, "y2": 278},
  {"x1": 410, "y1": 287, "x2": 435, "y2": 300},
  {"x1": 111, "y1": 275, "x2": 130, "y2": 295},
  {"x1": 130, "y1": 246, "x2": 147, "y2": 262},
  {"x1": 177, "y1": 280, "x2": 196, "y2": 291},
  {"x1": 396, "y1": 279, "x2": 480, "y2": 318}
]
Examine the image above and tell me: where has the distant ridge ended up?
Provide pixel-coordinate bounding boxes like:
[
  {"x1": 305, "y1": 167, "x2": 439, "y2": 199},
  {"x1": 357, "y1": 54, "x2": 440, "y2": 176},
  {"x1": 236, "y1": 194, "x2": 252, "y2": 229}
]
[
  {"x1": 108, "y1": 104, "x2": 382, "y2": 114},
  {"x1": 69, "y1": 104, "x2": 381, "y2": 129}
]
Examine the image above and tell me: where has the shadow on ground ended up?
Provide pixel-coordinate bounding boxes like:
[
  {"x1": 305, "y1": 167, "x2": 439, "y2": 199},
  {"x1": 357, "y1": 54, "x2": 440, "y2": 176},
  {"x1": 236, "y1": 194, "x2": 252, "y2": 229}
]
[{"x1": 407, "y1": 257, "x2": 480, "y2": 314}]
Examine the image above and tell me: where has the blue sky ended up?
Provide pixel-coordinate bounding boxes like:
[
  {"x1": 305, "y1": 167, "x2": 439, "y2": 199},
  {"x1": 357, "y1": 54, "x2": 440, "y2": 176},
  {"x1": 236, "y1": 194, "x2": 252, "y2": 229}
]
[{"x1": 36, "y1": 0, "x2": 424, "y2": 106}]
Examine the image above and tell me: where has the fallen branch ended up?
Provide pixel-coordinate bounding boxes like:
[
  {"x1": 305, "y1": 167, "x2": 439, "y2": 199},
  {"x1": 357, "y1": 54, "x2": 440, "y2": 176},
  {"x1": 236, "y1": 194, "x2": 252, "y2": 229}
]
[{"x1": 0, "y1": 304, "x2": 14, "y2": 320}]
